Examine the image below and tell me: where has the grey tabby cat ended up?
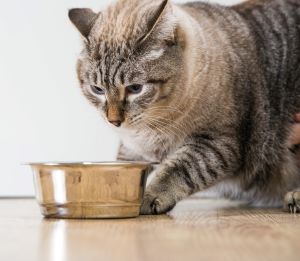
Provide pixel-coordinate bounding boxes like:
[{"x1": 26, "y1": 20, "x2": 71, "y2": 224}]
[{"x1": 69, "y1": 0, "x2": 300, "y2": 214}]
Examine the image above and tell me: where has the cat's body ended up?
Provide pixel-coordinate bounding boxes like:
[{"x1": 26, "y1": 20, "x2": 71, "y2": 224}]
[{"x1": 69, "y1": 0, "x2": 300, "y2": 214}]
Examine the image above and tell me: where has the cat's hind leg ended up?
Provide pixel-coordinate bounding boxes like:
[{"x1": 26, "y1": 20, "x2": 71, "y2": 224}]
[
  {"x1": 284, "y1": 189, "x2": 300, "y2": 213},
  {"x1": 283, "y1": 146, "x2": 300, "y2": 213}
]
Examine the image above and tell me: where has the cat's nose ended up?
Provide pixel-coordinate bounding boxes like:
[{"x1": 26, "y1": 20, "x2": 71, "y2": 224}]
[{"x1": 109, "y1": 120, "x2": 122, "y2": 127}]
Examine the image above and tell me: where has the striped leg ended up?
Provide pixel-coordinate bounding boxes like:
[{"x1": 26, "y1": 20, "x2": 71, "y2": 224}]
[{"x1": 140, "y1": 134, "x2": 240, "y2": 214}]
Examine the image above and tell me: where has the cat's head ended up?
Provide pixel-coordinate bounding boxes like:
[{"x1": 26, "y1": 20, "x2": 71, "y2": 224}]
[{"x1": 69, "y1": 0, "x2": 185, "y2": 129}]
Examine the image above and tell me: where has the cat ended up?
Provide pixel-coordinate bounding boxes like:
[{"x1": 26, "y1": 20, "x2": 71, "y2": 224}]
[{"x1": 69, "y1": 0, "x2": 300, "y2": 214}]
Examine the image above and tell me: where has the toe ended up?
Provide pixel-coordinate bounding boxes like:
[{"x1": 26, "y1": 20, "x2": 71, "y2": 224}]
[
  {"x1": 140, "y1": 194, "x2": 154, "y2": 215},
  {"x1": 151, "y1": 197, "x2": 175, "y2": 214},
  {"x1": 140, "y1": 192, "x2": 176, "y2": 215}
]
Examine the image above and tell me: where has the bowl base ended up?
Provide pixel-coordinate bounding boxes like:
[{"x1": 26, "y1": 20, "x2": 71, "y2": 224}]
[{"x1": 39, "y1": 203, "x2": 140, "y2": 219}]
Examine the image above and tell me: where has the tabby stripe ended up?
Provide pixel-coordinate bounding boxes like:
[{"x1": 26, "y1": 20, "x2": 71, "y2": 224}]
[
  {"x1": 195, "y1": 149, "x2": 219, "y2": 180},
  {"x1": 147, "y1": 79, "x2": 168, "y2": 85},
  {"x1": 223, "y1": 142, "x2": 239, "y2": 161},
  {"x1": 85, "y1": 71, "x2": 90, "y2": 82},
  {"x1": 204, "y1": 160, "x2": 218, "y2": 180},
  {"x1": 136, "y1": 88, "x2": 156, "y2": 104},
  {"x1": 93, "y1": 71, "x2": 98, "y2": 85},
  {"x1": 190, "y1": 147, "x2": 219, "y2": 181},
  {"x1": 185, "y1": 143, "x2": 227, "y2": 172},
  {"x1": 104, "y1": 53, "x2": 110, "y2": 84},
  {"x1": 120, "y1": 71, "x2": 125, "y2": 85},
  {"x1": 112, "y1": 61, "x2": 123, "y2": 87},
  {"x1": 193, "y1": 131, "x2": 235, "y2": 141},
  {"x1": 264, "y1": 8, "x2": 286, "y2": 87},
  {"x1": 183, "y1": 151, "x2": 208, "y2": 187},
  {"x1": 172, "y1": 161, "x2": 196, "y2": 191},
  {"x1": 101, "y1": 53, "x2": 107, "y2": 85},
  {"x1": 196, "y1": 133, "x2": 214, "y2": 141},
  {"x1": 99, "y1": 66, "x2": 104, "y2": 85},
  {"x1": 191, "y1": 137, "x2": 229, "y2": 169},
  {"x1": 186, "y1": 145, "x2": 220, "y2": 179},
  {"x1": 256, "y1": 9, "x2": 284, "y2": 85},
  {"x1": 246, "y1": 11, "x2": 268, "y2": 63},
  {"x1": 180, "y1": 158, "x2": 197, "y2": 181},
  {"x1": 200, "y1": 140, "x2": 228, "y2": 169}
]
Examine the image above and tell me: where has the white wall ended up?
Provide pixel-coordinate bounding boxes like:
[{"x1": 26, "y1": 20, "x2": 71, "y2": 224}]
[{"x1": 0, "y1": 0, "x2": 241, "y2": 197}]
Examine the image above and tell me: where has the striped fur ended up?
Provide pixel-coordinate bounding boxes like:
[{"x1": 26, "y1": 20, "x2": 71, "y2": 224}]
[{"x1": 69, "y1": 0, "x2": 300, "y2": 214}]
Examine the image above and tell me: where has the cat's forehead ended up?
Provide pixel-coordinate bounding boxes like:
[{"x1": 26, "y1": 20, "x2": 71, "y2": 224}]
[
  {"x1": 89, "y1": 0, "x2": 148, "y2": 50},
  {"x1": 82, "y1": 43, "x2": 148, "y2": 87}
]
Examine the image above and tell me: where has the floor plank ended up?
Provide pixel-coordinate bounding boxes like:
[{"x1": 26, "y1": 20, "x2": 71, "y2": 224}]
[{"x1": 0, "y1": 198, "x2": 299, "y2": 261}]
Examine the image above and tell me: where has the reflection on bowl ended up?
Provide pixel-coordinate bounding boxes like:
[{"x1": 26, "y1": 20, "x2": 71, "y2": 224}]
[{"x1": 28, "y1": 162, "x2": 152, "y2": 219}]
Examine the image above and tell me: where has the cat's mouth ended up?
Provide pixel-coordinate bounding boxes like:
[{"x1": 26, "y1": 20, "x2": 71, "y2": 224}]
[{"x1": 105, "y1": 115, "x2": 139, "y2": 129}]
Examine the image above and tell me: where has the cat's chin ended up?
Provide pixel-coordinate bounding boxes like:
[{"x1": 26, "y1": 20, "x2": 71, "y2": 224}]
[
  {"x1": 119, "y1": 120, "x2": 144, "y2": 131},
  {"x1": 113, "y1": 123, "x2": 139, "y2": 134}
]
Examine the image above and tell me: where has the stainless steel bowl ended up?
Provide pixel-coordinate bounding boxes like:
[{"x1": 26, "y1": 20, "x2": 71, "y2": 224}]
[{"x1": 28, "y1": 162, "x2": 152, "y2": 219}]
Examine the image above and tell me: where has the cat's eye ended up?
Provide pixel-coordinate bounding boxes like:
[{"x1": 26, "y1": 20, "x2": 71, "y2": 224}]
[
  {"x1": 126, "y1": 84, "x2": 143, "y2": 94},
  {"x1": 91, "y1": 85, "x2": 105, "y2": 95}
]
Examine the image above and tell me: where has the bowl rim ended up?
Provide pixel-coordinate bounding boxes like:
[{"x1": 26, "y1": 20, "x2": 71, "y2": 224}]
[{"x1": 25, "y1": 161, "x2": 157, "y2": 167}]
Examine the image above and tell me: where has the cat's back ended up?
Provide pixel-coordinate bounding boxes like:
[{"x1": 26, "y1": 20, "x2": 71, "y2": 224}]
[
  {"x1": 233, "y1": 0, "x2": 300, "y2": 13},
  {"x1": 232, "y1": 0, "x2": 300, "y2": 30},
  {"x1": 182, "y1": 0, "x2": 300, "y2": 110},
  {"x1": 181, "y1": 0, "x2": 300, "y2": 39},
  {"x1": 182, "y1": 0, "x2": 300, "y2": 14},
  {"x1": 233, "y1": 0, "x2": 300, "y2": 110}
]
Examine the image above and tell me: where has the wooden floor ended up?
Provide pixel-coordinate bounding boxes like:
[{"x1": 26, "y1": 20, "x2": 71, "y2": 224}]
[{"x1": 1, "y1": 198, "x2": 300, "y2": 261}]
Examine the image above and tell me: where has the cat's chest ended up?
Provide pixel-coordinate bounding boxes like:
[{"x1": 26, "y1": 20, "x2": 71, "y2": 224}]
[{"x1": 119, "y1": 130, "x2": 168, "y2": 162}]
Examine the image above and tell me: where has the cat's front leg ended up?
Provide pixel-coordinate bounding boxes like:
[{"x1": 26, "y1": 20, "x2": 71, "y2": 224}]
[{"x1": 141, "y1": 134, "x2": 240, "y2": 214}]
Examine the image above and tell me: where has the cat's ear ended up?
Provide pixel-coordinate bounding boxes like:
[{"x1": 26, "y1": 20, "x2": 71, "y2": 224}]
[
  {"x1": 138, "y1": 0, "x2": 176, "y2": 45},
  {"x1": 68, "y1": 8, "x2": 99, "y2": 39}
]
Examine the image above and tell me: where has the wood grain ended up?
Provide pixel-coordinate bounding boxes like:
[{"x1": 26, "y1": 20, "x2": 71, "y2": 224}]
[{"x1": 1, "y1": 198, "x2": 300, "y2": 261}]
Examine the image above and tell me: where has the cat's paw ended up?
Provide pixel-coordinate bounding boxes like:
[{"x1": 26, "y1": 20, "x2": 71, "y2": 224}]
[
  {"x1": 284, "y1": 190, "x2": 300, "y2": 213},
  {"x1": 140, "y1": 189, "x2": 176, "y2": 215}
]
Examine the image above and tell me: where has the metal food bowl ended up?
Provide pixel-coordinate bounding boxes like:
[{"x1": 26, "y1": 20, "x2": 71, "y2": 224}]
[{"x1": 28, "y1": 162, "x2": 152, "y2": 219}]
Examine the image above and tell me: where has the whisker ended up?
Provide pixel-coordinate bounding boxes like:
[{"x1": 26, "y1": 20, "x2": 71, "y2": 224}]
[
  {"x1": 146, "y1": 117, "x2": 186, "y2": 141},
  {"x1": 145, "y1": 114, "x2": 192, "y2": 137},
  {"x1": 144, "y1": 120, "x2": 169, "y2": 153}
]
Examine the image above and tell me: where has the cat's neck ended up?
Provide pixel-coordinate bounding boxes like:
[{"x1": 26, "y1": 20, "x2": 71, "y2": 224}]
[{"x1": 174, "y1": 4, "x2": 238, "y2": 131}]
